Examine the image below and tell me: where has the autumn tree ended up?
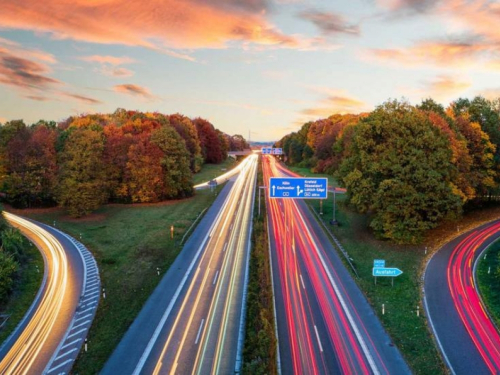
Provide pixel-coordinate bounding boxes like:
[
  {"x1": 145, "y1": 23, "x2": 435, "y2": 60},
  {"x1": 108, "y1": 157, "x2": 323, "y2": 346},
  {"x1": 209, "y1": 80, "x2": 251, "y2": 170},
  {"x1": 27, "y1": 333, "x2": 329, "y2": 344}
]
[
  {"x1": 338, "y1": 100, "x2": 463, "y2": 244},
  {"x1": 168, "y1": 114, "x2": 203, "y2": 172},
  {"x1": 194, "y1": 118, "x2": 224, "y2": 164},
  {"x1": 151, "y1": 125, "x2": 193, "y2": 198},
  {"x1": 56, "y1": 127, "x2": 109, "y2": 217}
]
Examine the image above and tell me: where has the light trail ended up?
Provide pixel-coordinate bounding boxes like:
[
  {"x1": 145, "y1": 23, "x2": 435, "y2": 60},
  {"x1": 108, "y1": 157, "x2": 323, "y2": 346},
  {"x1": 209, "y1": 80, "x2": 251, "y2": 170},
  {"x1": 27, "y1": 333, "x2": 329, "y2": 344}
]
[
  {"x1": 447, "y1": 222, "x2": 500, "y2": 372},
  {"x1": 0, "y1": 212, "x2": 70, "y2": 374},
  {"x1": 150, "y1": 153, "x2": 258, "y2": 374},
  {"x1": 263, "y1": 155, "x2": 387, "y2": 375}
]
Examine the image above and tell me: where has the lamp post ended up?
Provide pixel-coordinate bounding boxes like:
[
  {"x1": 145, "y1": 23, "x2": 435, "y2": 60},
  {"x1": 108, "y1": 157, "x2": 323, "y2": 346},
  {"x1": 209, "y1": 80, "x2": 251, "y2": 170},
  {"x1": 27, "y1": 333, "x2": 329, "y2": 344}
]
[{"x1": 330, "y1": 187, "x2": 338, "y2": 226}]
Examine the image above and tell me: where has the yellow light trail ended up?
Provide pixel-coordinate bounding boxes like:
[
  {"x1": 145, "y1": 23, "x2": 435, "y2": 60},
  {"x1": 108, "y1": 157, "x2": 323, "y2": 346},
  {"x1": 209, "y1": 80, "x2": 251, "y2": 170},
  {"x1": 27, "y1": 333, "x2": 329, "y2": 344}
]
[{"x1": 0, "y1": 212, "x2": 69, "y2": 375}]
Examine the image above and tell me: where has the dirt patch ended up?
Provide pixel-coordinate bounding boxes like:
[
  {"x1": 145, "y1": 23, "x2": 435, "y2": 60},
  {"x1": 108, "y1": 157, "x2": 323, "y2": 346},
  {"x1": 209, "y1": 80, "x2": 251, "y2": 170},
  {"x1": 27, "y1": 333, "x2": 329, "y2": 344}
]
[
  {"x1": 3, "y1": 204, "x2": 60, "y2": 215},
  {"x1": 61, "y1": 213, "x2": 107, "y2": 222}
]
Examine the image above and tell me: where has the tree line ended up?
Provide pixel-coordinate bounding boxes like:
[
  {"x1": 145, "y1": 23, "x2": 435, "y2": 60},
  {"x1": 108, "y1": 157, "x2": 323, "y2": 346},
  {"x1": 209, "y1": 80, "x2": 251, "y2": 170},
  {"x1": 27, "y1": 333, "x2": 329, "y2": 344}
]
[
  {"x1": 276, "y1": 97, "x2": 500, "y2": 244},
  {"x1": 0, "y1": 109, "x2": 249, "y2": 217}
]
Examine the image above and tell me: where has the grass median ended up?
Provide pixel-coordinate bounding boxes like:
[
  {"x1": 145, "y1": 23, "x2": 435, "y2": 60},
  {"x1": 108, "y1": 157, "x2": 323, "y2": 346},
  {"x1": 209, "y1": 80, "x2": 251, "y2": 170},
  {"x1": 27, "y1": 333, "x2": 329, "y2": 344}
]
[
  {"x1": 477, "y1": 239, "x2": 500, "y2": 329},
  {"x1": 12, "y1": 185, "x2": 223, "y2": 373}
]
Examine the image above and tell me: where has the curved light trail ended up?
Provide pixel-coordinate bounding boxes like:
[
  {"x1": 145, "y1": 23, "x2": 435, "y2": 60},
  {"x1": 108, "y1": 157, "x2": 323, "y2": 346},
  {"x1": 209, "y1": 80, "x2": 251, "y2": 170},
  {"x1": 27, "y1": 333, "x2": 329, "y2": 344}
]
[
  {"x1": 0, "y1": 212, "x2": 72, "y2": 374},
  {"x1": 446, "y1": 222, "x2": 500, "y2": 372},
  {"x1": 263, "y1": 155, "x2": 405, "y2": 375}
]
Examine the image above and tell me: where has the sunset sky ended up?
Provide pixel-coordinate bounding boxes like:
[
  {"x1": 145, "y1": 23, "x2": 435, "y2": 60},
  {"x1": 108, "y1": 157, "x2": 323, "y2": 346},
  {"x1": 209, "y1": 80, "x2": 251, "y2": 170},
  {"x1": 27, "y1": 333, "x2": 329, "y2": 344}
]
[{"x1": 0, "y1": 0, "x2": 499, "y2": 141}]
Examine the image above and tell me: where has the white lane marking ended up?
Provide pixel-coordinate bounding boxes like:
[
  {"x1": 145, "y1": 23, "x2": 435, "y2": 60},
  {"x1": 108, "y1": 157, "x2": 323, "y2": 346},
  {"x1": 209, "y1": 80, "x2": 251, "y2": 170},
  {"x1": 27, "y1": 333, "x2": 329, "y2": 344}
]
[
  {"x1": 300, "y1": 274, "x2": 306, "y2": 290},
  {"x1": 213, "y1": 270, "x2": 220, "y2": 285},
  {"x1": 195, "y1": 319, "x2": 205, "y2": 344},
  {"x1": 314, "y1": 325, "x2": 324, "y2": 353},
  {"x1": 61, "y1": 338, "x2": 81, "y2": 350},
  {"x1": 67, "y1": 328, "x2": 86, "y2": 339},
  {"x1": 55, "y1": 347, "x2": 78, "y2": 361},
  {"x1": 71, "y1": 319, "x2": 91, "y2": 331},
  {"x1": 47, "y1": 359, "x2": 73, "y2": 373},
  {"x1": 78, "y1": 306, "x2": 96, "y2": 315},
  {"x1": 75, "y1": 313, "x2": 92, "y2": 322},
  {"x1": 223, "y1": 242, "x2": 228, "y2": 252}
]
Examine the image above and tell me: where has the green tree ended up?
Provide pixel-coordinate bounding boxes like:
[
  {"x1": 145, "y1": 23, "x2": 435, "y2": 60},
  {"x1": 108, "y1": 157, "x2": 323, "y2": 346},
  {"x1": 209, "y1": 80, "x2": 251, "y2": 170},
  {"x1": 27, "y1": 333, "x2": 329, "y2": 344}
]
[
  {"x1": 338, "y1": 100, "x2": 463, "y2": 244},
  {"x1": 150, "y1": 126, "x2": 193, "y2": 198},
  {"x1": 0, "y1": 250, "x2": 18, "y2": 304},
  {"x1": 56, "y1": 128, "x2": 109, "y2": 217}
]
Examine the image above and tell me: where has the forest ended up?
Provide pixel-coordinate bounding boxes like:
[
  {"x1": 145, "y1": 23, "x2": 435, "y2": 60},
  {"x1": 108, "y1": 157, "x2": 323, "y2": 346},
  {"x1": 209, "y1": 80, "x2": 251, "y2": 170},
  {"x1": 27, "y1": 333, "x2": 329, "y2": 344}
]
[
  {"x1": 276, "y1": 96, "x2": 500, "y2": 244},
  {"x1": 0, "y1": 109, "x2": 249, "y2": 217}
]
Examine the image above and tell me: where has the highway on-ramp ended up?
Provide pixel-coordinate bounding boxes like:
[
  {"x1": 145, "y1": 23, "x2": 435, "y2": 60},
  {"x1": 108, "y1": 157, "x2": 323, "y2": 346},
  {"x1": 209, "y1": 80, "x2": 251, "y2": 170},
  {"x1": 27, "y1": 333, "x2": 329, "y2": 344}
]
[
  {"x1": 424, "y1": 219, "x2": 500, "y2": 374},
  {"x1": 0, "y1": 212, "x2": 100, "y2": 375},
  {"x1": 263, "y1": 155, "x2": 409, "y2": 374},
  {"x1": 103, "y1": 153, "x2": 258, "y2": 374}
]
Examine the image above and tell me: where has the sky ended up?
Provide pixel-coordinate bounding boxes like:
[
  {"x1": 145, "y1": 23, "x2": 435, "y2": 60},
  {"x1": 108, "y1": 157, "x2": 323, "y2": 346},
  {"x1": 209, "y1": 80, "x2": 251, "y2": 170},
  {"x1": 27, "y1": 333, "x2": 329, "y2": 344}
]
[{"x1": 0, "y1": 0, "x2": 499, "y2": 141}]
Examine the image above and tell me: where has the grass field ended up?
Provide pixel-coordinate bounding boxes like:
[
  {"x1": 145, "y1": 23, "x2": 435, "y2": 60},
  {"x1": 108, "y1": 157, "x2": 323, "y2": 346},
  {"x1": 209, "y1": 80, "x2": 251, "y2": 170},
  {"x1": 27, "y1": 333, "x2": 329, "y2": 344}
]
[
  {"x1": 14, "y1": 185, "x2": 223, "y2": 373},
  {"x1": 287, "y1": 165, "x2": 500, "y2": 374},
  {"x1": 193, "y1": 157, "x2": 238, "y2": 185},
  {"x1": 477, "y1": 239, "x2": 500, "y2": 330},
  {"x1": 0, "y1": 240, "x2": 43, "y2": 345}
]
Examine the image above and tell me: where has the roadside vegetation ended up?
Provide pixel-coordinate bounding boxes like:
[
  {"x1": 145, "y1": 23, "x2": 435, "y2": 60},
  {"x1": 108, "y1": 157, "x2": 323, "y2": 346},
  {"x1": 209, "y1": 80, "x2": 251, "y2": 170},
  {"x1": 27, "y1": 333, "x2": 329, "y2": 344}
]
[
  {"x1": 242, "y1": 160, "x2": 277, "y2": 374},
  {"x1": 15, "y1": 183, "x2": 224, "y2": 373},
  {"x1": 0, "y1": 207, "x2": 43, "y2": 344},
  {"x1": 192, "y1": 157, "x2": 238, "y2": 185},
  {"x1": 477, "y1": 239, "x2": 500, "y2": 329}
]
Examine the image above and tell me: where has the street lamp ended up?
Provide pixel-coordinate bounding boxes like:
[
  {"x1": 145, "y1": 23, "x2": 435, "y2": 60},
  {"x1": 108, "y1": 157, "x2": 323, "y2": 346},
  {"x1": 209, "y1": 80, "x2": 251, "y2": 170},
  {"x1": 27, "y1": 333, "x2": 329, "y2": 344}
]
[{"x1": 330, "y1": 186, "x2": 339, "y2": 226}]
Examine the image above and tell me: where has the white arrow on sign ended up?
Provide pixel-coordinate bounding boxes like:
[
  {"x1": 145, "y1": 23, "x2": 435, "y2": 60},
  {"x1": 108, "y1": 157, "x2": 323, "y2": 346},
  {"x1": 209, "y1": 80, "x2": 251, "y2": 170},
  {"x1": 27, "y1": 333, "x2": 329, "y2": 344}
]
[
  {"x1": 272, "y1": 185, "x2": 276, "y2": 196},
  {"x1": 297, "y1": 186, "x2": 303, "y2": 196}
]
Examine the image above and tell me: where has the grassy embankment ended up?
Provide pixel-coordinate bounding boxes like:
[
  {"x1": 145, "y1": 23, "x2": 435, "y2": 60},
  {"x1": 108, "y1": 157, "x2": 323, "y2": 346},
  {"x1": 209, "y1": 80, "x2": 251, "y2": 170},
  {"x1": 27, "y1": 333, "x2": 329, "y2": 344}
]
[
  {"x1": 242, "y1": 159, "x2": 277, "y2": 374},
  {"x1": 477, "y1": 240, "x2": 500, "y2": 329},
  {"x1": 192, "y1": 157, "x2": 238, "y2": 185},
  {"x1": 0, "y1": 240, "x2": 43, "y2": 344},
  {"x1": 288, "y1": 165, "x2": 500, "y2": 374},
  {"x1": 12, "y1": 163, "x2": 228, "y2": 374}
]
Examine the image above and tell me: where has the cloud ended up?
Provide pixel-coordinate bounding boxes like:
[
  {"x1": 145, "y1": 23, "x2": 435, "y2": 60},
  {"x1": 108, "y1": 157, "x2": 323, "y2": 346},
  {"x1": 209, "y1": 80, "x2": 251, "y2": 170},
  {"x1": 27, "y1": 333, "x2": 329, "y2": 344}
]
[
  {"x1": 376, "y1": 0, "x2": 439, "y2": 14},
  {"x1": 0, "y1": 117, "x2": 7, "y2": 123},
  {"x1": 299, "y1": 10, "x2": 359, "y2": 35},
  {"x1": 62, "y1": 92, "x2": 103, "y2": 105},
  {"x1": 25, "y1": 95, "x2": 51, "y2": 101},
  {"x1": 299, "y1": 89, "x2": 366, "y2": 120},
  {"x1": 478, "y1": 88, "x2": 500, "y2": 101},
  {"x1": 0, "y1": 50, "x2": 60, "y2": 91},
  {"x1": 114, "y1": 84, "x2": 154, "y2": 99},
  {"x1": 421, "y1": 75, "x2": 470, "y2": 100},
  {"x1": 366, "y1": 35, "x2": 494, "y2": 69},
  {"x1": 0, "y1": 0, "x2": 325, "y2": 55},
  {"x1": 80, "y1": 54, "x2": 136, "y2": 77}
]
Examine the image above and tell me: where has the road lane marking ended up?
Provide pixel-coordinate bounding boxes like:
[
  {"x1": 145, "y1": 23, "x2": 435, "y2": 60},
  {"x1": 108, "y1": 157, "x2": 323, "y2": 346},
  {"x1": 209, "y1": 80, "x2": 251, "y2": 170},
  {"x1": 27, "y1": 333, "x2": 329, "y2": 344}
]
[
  {"x1": 46, "y1": 359, "x2": 73, "y2": 373},
  {"x1": 67, "y1": 328, "x2": 86, "y2": 339},
  {"x1": 213, "y1": 270, "x2": 220, "y2": 285},
  {"x1": 223, "y1": 242, "x2": 228, "y2": 252},
  {"x1": 61, "y1": 338, "x2": 81, "y2": 350},
  {"x1": 314, "y1": 325, "x2": 324, "y2": 352},
  {"x1": 195, "y1": 319, "x2": 205, "y2": 344},
  {"x1": 55, "y1": 347, "x2": 77, "y2": 361},
  {"x1": 300, "y1": 274, "x2": 306, "y2": 290}
]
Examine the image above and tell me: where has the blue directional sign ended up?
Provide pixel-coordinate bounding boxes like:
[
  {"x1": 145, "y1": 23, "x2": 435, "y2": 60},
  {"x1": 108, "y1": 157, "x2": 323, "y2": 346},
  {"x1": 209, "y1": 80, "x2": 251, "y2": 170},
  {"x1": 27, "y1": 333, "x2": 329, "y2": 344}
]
[
  {"x1": 261, "y1": 147, "x2": 272, "y2": 154},
  {"x1": 271, "y1": 148, "x2": 283, "y2": 155},
  {"x1": 269, "y1": 177, "x2": 328, "y2": 199},
  {"x1": 372, "y1": 267, "x2": 403, "y2": 277},
  {"x1": 374, "y1": 259, "x2": 385, "y2": 268}
]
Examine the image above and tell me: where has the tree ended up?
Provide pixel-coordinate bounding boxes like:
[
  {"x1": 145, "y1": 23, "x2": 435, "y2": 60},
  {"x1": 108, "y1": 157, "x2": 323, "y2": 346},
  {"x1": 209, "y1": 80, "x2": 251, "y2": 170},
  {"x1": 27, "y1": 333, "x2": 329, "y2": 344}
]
[
  {"x1": 194, "y1": 118, "x2": 224, "y2": 164},
  {"x1": 151, "y1": 126, "x2": 193, "y2": 198},
  {"x1": 56, "y1": 128, "x2": 109, "y2": 217},
  {"x1": 338, "y1": 100, "x2": 463, "y2": 244},
  {"x1": 168, "y1": 114, "x2": 203, "y2": 172}
]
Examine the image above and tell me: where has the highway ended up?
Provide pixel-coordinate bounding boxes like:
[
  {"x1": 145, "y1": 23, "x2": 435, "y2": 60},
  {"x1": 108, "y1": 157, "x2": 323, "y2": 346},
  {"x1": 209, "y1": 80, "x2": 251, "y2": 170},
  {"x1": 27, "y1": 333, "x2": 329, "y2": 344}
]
[
  {"x1": 263, "y1": 155, "x2": 409, "y2": 374},
  {"x1": 103, "y1": 153, "x2": 258, "y2": 374},
  {"x1": 425, "y1": 219, "x2": 500, "y2": 374},
  {"x1": 0, "y1": 212, "x2": 100, "y2": 374}
]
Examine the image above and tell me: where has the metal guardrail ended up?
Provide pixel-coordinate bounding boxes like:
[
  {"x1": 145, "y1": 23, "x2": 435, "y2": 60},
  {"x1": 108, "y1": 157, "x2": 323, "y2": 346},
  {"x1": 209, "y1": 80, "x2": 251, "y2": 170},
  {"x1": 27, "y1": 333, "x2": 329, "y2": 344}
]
[{"x1": 179, "y1": 208, "x2": 208, "y2": 246}]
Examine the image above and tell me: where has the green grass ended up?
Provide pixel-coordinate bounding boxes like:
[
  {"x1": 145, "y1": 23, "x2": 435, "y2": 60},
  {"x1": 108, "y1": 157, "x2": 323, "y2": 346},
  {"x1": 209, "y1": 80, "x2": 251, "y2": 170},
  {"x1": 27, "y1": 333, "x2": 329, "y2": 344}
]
[
  {"x1": 0, "y1": 240, "x2": 44, "y2": 344},
  {"x1": 17, "y1": 186, "x2": 223, "y2": 374},
  {"x1": 192, "y1": 157, "x2": 238, "y2": 185},
  {"x1": 288, "y1": 165, "x2": 445, "y2": 374},
  {"x1": 477, "y1": 240, "x2": 500, "y2": 330}
]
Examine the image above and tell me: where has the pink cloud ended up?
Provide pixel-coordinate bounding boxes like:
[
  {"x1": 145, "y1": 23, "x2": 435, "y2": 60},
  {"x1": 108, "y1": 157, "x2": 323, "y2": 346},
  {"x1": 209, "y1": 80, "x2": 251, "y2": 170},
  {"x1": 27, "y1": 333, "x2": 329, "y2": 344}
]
[
  {"x1": 0, "y1": 0, "x2": 323, "y2": 55},
  {"x1": 114, "y1": 83, "x2": 154, "y2": 99}
]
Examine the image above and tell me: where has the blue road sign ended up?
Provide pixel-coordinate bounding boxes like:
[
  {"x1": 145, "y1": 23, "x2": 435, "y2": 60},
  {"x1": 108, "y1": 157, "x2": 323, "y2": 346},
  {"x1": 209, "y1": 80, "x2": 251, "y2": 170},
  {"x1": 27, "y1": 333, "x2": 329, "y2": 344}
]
[
  {"x1": 269, "y1": 177, "x2": 328, "y2": 199},
  {"x1": 372, "y1": 267, "x2": 403, "y2": 277},
  {"x1": 374, "y1": 259, "x2": 385, "y2": 268},
  {"x1": 261, "y1": 147, "x2": 272, "y2": 154},
  {"x1": 272, "y1": 148, "x2": 283, "y2": 155}
]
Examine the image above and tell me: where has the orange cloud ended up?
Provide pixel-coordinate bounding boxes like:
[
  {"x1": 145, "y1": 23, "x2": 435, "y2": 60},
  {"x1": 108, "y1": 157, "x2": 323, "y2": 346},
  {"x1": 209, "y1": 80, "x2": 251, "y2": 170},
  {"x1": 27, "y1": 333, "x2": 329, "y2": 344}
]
[
  {"x1": 0, "y1": 0, "x2": 320, "y2": 55},
  {"x1": 81, "y1": 55, "x2": 135, "y2": 77},
  {"x1": 422, "y1": 75, "x2": 471, "y2": 100},
  {"x1": 299, "y1": 10, "x2": 359, "y2": 36},
  {"x1": 479, "y1": 88, "x2": 500, "y2": 101},
  {"x1": 62, "y1": 92, "x2": 103, "y2": 105},
  {"x1": 114, "y1": 84, "x2": 154, "y2": 99},
  {"x1": 300, "y1": 90, "x2": 366, "y2": 120}
]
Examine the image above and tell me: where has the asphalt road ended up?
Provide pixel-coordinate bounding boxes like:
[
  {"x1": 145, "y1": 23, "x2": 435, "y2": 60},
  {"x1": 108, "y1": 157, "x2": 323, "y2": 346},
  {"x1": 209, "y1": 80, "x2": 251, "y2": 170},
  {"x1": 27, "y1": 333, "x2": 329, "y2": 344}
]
[
  {"x1": 264, "y1": 156, "x2": 410, "y2": 375},
  {"x1": 0, "y1": 212, "x2": 99, "y2": 374},
  {"x1": 424, "y1": 219, "x2": 500, "y2": 374},
  {"x1": 103, "y1": 154, "x2": 258, "y2": 375}
]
